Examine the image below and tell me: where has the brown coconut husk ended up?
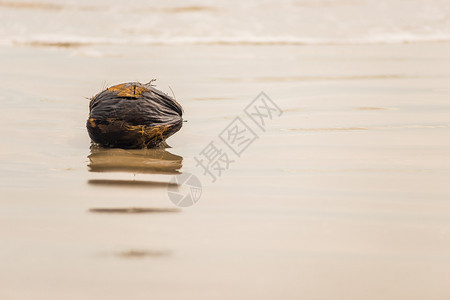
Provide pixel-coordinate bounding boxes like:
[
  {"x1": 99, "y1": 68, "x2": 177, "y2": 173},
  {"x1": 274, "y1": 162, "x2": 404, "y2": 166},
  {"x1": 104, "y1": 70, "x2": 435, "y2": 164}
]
[{"x1": 86, "y1": 81, "x2": 183, "y2": 148}]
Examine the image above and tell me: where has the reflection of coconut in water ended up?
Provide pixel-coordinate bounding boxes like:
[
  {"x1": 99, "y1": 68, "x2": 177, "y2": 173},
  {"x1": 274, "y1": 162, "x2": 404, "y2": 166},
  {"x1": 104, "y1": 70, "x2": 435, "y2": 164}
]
[
  {"x1": 87, "y1": 147, "x2": 183, "y2": 175},
  {"x1": 87, "y1": 81, "x2": 183, "y2": 149}
]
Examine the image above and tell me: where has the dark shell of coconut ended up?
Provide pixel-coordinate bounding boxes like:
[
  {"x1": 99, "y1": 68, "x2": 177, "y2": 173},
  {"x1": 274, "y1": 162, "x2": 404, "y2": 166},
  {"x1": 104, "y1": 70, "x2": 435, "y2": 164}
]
[{"x1": 86, "y1": 81, "x2": 183, "y2": 148}]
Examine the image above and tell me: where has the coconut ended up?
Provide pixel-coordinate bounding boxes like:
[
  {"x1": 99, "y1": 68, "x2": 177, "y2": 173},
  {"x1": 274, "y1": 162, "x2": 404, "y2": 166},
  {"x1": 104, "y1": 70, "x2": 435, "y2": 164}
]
[{"x1": 86, "y1": 81, "x2": 183, "y2": 148}]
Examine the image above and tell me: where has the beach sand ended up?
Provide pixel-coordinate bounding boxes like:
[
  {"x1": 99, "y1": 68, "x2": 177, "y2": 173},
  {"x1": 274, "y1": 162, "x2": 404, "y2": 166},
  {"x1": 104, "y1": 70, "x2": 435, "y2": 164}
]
[{"x1": 1, "y1": 42, "x2": 450, "y2": 299}]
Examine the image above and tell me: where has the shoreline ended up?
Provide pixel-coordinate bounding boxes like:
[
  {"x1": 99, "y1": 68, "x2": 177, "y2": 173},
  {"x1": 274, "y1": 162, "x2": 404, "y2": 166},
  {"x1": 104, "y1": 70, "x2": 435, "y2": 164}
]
[{"x1": 1, "y1": 42, "x2": 449, "y2": 299}]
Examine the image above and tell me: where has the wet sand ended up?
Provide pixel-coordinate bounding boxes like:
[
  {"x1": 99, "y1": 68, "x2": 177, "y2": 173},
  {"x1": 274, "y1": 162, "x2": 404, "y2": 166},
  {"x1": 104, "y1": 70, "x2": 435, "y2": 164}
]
[{"x1": 1, "y1": 43, "x2": 450, "y2": 299}]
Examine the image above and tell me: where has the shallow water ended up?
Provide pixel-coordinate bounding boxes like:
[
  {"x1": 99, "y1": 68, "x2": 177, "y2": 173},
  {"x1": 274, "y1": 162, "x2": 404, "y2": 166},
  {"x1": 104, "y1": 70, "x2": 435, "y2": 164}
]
[
  {"x1": 1, "y1": 0, "x2": 450, "y2": 46},
  {"x1": 0, "y1": 39, "x2": 450, "y2": 300}
]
